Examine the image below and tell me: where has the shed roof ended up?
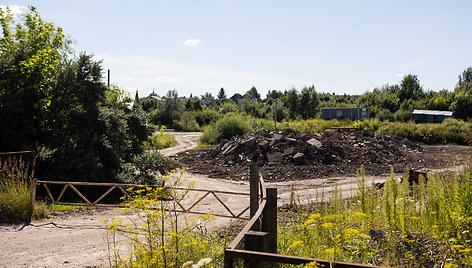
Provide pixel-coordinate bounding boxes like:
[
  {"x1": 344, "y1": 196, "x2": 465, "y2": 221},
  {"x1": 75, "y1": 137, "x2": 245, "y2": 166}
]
[{"x1": 412, "y1": 110, "x2": 453, "y2": 116}]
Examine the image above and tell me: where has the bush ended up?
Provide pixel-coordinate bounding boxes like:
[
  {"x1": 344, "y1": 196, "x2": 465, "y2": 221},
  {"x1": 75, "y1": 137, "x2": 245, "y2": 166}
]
[
  {"x1": 200, "y1": 115, "x2": 253, "y2": 145},
  {"x1": 174, "y1": 112, "x2": 200, "y2": 132},
  {"x1": 118, "y1": 151, "x2": 181, "y2": 185},
  {"x1": 191, "y1": 109, "x2": 222, "y2": 127},
  {"x1": 144, "y1": 132, "x2": 178, "y2": 150},
  {"x1": 376, "y1": 118, "x2": 472, "y2": 145}
]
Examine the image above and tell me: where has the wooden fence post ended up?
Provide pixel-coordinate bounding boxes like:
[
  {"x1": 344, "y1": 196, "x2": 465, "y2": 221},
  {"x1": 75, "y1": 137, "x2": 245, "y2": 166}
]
[
  {"x1": 249, "y1": 163, "x2": 259, "y2": 219},
  {"x1": 262, "y1": 188, "x2": 277, "y2": 254},
  {"x1": 29, "y1": 178, "x2": 37, "y2": 221}
]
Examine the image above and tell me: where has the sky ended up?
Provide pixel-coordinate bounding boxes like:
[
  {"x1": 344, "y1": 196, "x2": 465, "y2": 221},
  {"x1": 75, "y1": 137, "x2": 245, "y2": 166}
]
[{"x1": 1, "y1": 1, "x2": 472, "y2": 98}]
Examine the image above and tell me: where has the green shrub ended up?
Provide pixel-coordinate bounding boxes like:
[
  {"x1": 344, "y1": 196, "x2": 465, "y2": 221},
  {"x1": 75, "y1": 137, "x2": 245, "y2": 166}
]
[
  {"x1": 118, "y1": 151, "x2": 181, "y2": 185},
  {"x1": 174, "y1": 112, "x2": 200, "y2": 132},
  {"x1": 191, "y1": 109, "x2": 223, "y2": 126},
  {"x1": 144, "y1": 132, "x2": 177, "y2": 150},
  {"x1": 200, "y1": 115, "x2": 253, "y2": 145},
  {"x1": 376, "y1": 118, "x2": 472, "y2": 145}
]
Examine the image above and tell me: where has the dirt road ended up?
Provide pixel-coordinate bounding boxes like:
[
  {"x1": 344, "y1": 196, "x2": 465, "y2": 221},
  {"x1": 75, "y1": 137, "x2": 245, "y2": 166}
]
[
  {"x1": 0, "y1": 132, "x2": 248, "y2": 268},
  {"x1": 1, "y1": 132, "x2": 467, "y2": 267}
]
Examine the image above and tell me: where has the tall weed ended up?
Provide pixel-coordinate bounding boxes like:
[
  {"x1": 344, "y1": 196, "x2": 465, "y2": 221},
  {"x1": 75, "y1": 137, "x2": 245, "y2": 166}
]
[
  {"x1": 279, "y1": 164, "x2": 472, "y2": 267},
  {"x1": 0, "y1": 157, "x2": 33, "y2": 223}
]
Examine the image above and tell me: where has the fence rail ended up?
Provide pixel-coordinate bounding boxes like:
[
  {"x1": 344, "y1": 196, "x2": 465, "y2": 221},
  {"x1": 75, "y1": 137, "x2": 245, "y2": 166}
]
[{"x1": 33, "y1": 179, "x2": 251, "y2": 220}]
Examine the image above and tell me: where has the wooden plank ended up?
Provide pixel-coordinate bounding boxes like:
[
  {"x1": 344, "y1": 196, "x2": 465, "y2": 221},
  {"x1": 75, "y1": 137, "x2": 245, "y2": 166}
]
[
  {"x1": 56, "y1": 184, "x2": 69, "y2": 203},
  {"x1": 212, "y1": 192, "x2": 236, "y2": 218},
  {"x1": 68, "y1": 184, "x2": 92, "y2": 205},
  {"x1": 92, "y1": 186, "x2": 116, "y2": 205},
  {"x1": 42, "y1": 183, "x2": 55, "y2": 203},
  {"x1": 225, "y1": 249, "x2": 385, "y2": 268}
]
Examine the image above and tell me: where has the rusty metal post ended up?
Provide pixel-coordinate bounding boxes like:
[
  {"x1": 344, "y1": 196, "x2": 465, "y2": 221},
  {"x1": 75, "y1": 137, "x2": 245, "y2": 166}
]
[
  {"x1": 262, "y1": 188, "x2": 277, "y2": 254},
  {"x1": 249, "y1": 163, "x2": 259, "y2": 219}
]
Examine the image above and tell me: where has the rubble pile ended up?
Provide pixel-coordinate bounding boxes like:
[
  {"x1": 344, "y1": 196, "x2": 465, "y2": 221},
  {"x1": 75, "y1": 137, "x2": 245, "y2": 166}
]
[
  {"x1": 210, "y1": 129, "x2": 422, "y2": 167},
  {"x1": 179, "y1": 129, "x2": 429, "y2": 181}
]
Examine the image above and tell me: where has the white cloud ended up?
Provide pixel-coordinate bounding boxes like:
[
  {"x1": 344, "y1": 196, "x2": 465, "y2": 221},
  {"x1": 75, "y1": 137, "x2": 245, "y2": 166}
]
[
  {"x1": 396, "y1": 73, "x2": 404, "y2": 78},
  {"x1": 184, "y1": 39, "x2": 200, "y2": 47},
  {"x1": 155, "y1": 76, "x2": 178, "y2": 83},
  {"x1": 0, "y1": 5, "x2": 27, "y2": 15}
]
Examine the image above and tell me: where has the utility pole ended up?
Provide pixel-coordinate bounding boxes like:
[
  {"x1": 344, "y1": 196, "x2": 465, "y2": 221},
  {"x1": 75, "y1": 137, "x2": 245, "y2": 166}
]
[{"x1": 107, "y1": 69, "x2": 110, "y2": 88}]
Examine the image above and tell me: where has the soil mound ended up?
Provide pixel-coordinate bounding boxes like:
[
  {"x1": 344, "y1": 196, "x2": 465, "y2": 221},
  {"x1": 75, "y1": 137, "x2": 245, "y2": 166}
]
[
  {"x1": 210, "y1": 129, "x2": 422, "y2": 168},
  {"x1": 179, "y1": 129, "x2": 438, "y2": 182}
]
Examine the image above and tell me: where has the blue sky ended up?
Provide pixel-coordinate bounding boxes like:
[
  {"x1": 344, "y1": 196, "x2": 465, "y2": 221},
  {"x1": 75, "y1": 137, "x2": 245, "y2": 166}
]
[{"x1": 2, "y1": 1, "x2": 472, "y2": 98}]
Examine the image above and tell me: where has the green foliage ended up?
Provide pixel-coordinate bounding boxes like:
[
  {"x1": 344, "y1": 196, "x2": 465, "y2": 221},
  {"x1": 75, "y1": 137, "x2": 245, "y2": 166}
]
[
  {"x1": 174, "y1": 112, "x2": 200, "y2": 132},
  {"x1": 200, "y1": 115, "x2": 254, "y2": 145},
  {"x1": 218, "y1": 102, "x2": 240, "y2": 114},
  {"x1": 245, "y1": 86, "x2": 261, "y2": 101},
  {"x1": 217, "y1": 87, "x2": 227, "y2": 101},
  {"x1": 144, "y1": 132, "x2": 178, "y2": 150},
  {"x1": 376, "y1": 118, "x2": 472, "y2": 145},
  {"x1": 191, "y1": 109, "x2": 223, "y2": 126},
  {"x1": 0, "y1": 6, "x2": 72, "y2": 150},
  {"x1": 105, "y1": 172, "x2": 225, "y2": 267},
  {"x1": 398, "y1": 74, "x2": 425, "y2": 103},
  {"x1": 0, "y1": 158, "x2": 33, "y2": 223},
  {"x1": 279, "y1": 164, "x2": 472, "y2": 267},
  {"x1": 119, "y1": 150, "x2": 181, "y2": 185}
]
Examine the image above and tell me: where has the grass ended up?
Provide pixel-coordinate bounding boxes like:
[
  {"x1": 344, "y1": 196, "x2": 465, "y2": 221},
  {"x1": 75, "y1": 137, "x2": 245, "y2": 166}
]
[
  {"x1": 105, "y1": 170, "x2": 226, "y2": 267},
  {"x1": 47, "y1": 204, "x2": 92, "y2": 212},
  {"x1": 278, "y1": 165, "x2": 472, "y2": 267},
  {"x1": 0, "y1": 157, "x2": 34, "y2": 223}
]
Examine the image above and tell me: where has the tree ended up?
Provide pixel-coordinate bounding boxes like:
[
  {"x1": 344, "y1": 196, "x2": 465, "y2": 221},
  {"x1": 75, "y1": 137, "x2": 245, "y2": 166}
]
[
  {"x1": 398, "y1": 74, "x2": 424, "y2": 103},
  {"x1": 246, "y1": 86, "x2": 261, "y2": 101},
  {"x1": 217, "y1": 87, "x2": 227, "y2": 101},
  {"x1": 458, "y1": 67, "x2": 472, "y2": 88},
  {"x1": 452, "y1": 67, "x2": 472, "y2": 119},
  {"x1": 298, "y1": 86, "x2": 319, "y2": 119},
  {"x1": 284, "y1": 88, "x2": 299, "y2": 119},
  {"x1": 0, "y1": 6, "x2": 72, "y2": 150},
  {"x1": 0, "y1": 7, "x2": 152, "y2": 182}
]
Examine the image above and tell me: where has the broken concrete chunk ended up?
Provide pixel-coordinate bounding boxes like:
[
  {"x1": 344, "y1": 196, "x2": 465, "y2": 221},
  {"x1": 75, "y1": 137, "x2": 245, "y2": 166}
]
[
  {"x1": 283, "y1": 147, "x2": 295, "y2": 156},
  {"x1": 267, "y1": 152, "x2": 282, "y2": 163},
  {"x1": 307, "y1": 138, "x2": 322, "y2": 149}
]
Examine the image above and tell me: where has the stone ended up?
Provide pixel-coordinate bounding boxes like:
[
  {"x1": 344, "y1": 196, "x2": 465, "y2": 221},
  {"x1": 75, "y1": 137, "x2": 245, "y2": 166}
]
[
  {"x1": 267, "y1": 152, "x2": 282, "y2": 163},
  {"x1": 307, "y1": 138, "x2": 322, "y2": 149},
  {"x1": 283, "y1": 147, "x2": 295, "y2": 156}
]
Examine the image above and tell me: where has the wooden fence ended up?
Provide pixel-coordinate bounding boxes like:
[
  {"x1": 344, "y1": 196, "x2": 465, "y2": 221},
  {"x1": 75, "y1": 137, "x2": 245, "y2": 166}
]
[
  {"x1": 33, "y1": 179, "x2": 251, "y2": 220},
  {"x1": 23, "y1": 154, "x2": 384, "y2": 267},
  {"x1": 223, "y1": 163, "x2": 385, "y2": 268}
]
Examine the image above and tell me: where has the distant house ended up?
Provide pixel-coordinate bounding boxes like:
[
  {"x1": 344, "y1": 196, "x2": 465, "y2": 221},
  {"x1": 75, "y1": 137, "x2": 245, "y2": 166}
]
[
  {"x1": 229, "y1": 93, "x2": 244, "y2": 107},
  {"x1": 200, "y1": 97, "x2": 216, "y2": 106},
  {"x1": 412, "y1": 110, "x2": 453, "y2": 123},
  {"x1": 320, "y1": 107, "x2": 370, "y2": 120}
]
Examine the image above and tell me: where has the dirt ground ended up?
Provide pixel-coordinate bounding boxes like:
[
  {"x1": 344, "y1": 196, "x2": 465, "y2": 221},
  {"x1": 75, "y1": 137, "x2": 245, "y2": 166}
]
[{"x1": 1, "y1": 131, "x2": 470, "y2": 267}]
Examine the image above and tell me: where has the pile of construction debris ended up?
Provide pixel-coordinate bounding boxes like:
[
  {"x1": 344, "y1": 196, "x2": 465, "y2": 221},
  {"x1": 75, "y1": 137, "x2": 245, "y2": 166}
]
[
  {"x1": 179, "y1": 129, "x2": 442, "y2": 181},
  {"x1": 209, "y1": 129, "x2": 422, "y2": 167}
]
